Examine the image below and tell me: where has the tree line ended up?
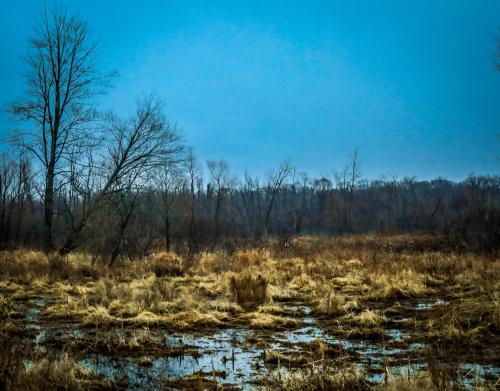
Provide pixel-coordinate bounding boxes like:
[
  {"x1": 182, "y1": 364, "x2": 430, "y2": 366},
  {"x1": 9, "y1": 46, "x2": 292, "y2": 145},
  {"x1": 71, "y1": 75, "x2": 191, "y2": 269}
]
[{"x1": 2, "y1": 7, "x2": 498, "y2": 260}]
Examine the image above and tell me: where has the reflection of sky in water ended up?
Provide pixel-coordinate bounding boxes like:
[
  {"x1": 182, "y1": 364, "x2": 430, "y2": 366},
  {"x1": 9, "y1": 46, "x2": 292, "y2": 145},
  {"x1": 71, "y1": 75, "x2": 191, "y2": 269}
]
[
  {"x1": 415, "y1": 298, "x2": 448, "y2": 310},
  {"x1": 81, "y1": 329, "x2": 260, "y2": 389},
  {"x1": 26, "y1": 297, "x2": 45, "y2": 326},
  {"x1": 22, "y1": 298, "x2": 500, "y2": 389}
]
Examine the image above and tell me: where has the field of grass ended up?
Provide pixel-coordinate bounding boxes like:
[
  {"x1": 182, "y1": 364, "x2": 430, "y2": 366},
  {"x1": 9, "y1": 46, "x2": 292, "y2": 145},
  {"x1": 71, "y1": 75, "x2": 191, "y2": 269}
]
[{"x1": 1, "y1": 235, "x2": 498, "y2": 390}]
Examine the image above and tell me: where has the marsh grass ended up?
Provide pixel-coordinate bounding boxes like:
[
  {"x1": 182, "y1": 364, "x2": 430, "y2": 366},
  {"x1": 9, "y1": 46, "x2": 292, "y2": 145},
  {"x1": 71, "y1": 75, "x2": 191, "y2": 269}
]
[
  {"x1": 229, "y1": 271, "x2": 268, "y2": 306},
  {"x1": 1, "y1": 235, "x2": 498, "y2": 389},
  {"x1": 263, "y1": 356, "x2": 493, "y2": 391},
  {"x1": 421, "y1": 292, "x2": 499, "y2": 344},
  {"x1": 314, "y1": 290, "x2": 359, "y2": 316},
  {"x1": 15, "y1": 354, "x2": 115, "y2": 391},
  {"x1": 262, "y1": 359, "x2": 370, "y2": 391},
  {"x1": 243, "y1": 312, "x2": 300, "y2": 329},
  {"x1": 149, "y1": 251, "x2": 184, "y2": 277}
]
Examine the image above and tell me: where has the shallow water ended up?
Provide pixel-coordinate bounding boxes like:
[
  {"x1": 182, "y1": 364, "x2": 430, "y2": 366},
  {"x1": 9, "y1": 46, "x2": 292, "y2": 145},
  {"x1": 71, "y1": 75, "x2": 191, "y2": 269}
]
[
  {"x1": 21, "y1": 297, "x2": 500, "y2": 389},
  {"x1": 82, "y1": 329, "x2": 260, "y2": 389}
]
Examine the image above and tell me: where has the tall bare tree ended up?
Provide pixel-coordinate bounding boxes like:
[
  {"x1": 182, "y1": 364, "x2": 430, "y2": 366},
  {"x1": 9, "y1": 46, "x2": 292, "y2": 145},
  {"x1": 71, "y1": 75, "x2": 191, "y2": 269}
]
[
  {"x1": 0, "y1": 156, "x2": 17, "y2": 247},
  {"x1": 207, "y1": 160, "x2": 234, "y2": 242},
  {"x1": 264, "y1": 159, "x2": 292, "y2": 234},
  {"x1": 186, "y1": 147, "x2": 200, "y2": 246},
  {"x1": 58, "y1": 95, "x2": 183, "y2": 256},
  {"x1": 10, "y1": 6, "x2": 111, "y2": 251},
  {"x1": 155, "y1": 163, "x2": 186, "y2": 251}
]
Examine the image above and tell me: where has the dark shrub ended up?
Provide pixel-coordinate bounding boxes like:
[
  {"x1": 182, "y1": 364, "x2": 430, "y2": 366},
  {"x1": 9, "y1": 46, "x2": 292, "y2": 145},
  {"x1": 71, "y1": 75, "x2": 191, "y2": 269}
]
[{"x1": 444, "y1": 205, "x2": 500, "y2": 254}]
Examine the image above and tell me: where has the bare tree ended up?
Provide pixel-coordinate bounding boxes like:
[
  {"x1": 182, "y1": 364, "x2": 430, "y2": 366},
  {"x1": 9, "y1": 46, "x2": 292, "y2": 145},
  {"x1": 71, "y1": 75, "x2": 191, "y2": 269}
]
[
  {"x1": 345, "y1": 149, "x2": 361, "y2": 231},
  {"x1": 264, "y1": 159, "x2": 293, "y2": 234},
  {"x1": 186, "y1": 147, "x2": 200, "y2": 246},
  {"x1": 348, "y1": 149, "x2": 361, "y2": 192},
  {"x1": 58, "y1": 95, "x2": 183, "y2": 256},
  {"x1": 9, "y1": 6, "x2": 112, "y2": 251},
  {"x1": 238, "y1": 172, "x2": 260, "y2": 238},
  {"x1": 107, "y1": 187, "x2": 139, "y2": 266},
  {"x1": 155, "y1": 163, "x2": 186, "y2": 251},
  {"x1": 0, "y1": 156, "x2": 17, "y2": 247},
  {"x1": 207, "y1": 160, "x2": 234, "y2": 242},
  {"x1": 13, "y1": 156, "x2": 34, "y2": 246}
]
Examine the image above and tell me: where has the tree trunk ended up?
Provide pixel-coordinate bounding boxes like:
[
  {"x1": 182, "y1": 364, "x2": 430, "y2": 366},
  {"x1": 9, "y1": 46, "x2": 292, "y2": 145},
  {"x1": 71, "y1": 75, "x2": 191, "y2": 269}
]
[
  {"x1": 58, "y1": 217, "x2": 86, "y2": 256},
  {"x1": 44, "y1": 164, "x2": 55, "y2": 252},
  {"x1": 214, "y1": 191, "x2": 222, "y2": 242},
  {"x1": 165, "y1": 210, "x2": 170, "y2": 251}
]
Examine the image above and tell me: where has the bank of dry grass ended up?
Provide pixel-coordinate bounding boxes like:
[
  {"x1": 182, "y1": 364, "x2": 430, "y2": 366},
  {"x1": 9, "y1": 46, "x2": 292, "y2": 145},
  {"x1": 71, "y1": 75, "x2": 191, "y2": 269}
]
[{"x1": 1, "y1": 235, "x2": 498, "y2": 343}]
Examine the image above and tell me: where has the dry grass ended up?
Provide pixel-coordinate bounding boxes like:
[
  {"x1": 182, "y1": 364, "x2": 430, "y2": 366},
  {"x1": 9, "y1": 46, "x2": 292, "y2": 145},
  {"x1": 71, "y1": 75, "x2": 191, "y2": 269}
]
[
  {"x1": 82, "y1": 307, "x2": 226, "y2": 329},
  {"x1": 340, "y1": 309, "x2": 386, "y2": 327},
  {"x1": 229, "y1": 271, "x2": 268, "y2": 306},
  {"x1": 149, "y1": 251, "x2": 184, "y2": 277},
  {"x1": 422, "y1": 292, "x2": 499, "y2": 344},
  {"x1": 262, "y1": 361, "x2": 369, "y2": 391},
  {"x1": 1, "y1": 234, "x2": 499, "y2": 390},
  {"x1": 314, "y1": 290, "x2": 359, "y2": 315},
  {"x1": 0, "y1": 250, "x2": 49, "y2": 280},
  {"x1": 243, "y1": 312, "x2": 300, "y2": 329},
  {"x1": 364, "y1": 269, "x2": 431, "y2": 301},
  {"x1": 14, "y1": 354, "x2": 115, "y2": 390},
  {"x1": 231, "y1": 248, "x2": 271, "y2": 270},
  {"x1": 41, "y1": 274, "x2": 233, "y2": 329}
]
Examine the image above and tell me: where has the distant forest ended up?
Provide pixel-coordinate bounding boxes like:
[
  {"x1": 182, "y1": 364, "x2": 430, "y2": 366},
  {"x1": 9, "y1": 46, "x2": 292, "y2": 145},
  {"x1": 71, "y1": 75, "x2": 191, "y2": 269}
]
[
  {"x1": 2, "y1": 8, "x2": 499, "y2": 259},
  {"x1": 0, "y1": 151, "x2": 498, "y2": 258}
]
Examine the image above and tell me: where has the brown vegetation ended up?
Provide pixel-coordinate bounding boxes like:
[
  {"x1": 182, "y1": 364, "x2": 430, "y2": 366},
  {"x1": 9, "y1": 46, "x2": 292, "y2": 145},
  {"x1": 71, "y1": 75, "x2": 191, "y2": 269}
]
[{"x1": 0, "y1": 235, "x2": 498, "y2": 389}]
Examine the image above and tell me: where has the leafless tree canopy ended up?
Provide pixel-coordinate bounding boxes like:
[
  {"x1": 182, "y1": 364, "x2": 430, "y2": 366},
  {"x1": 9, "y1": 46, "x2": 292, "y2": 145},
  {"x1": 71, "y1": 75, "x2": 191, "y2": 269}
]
[
  {"x1": 11, "y1": 7, "x2": 110, "y2": 168},
  {"x1": 9, "y1": 6, "x2": 112, "y2": 251},
  {"x1": 103, "y1": 95, "x2": 184, "y2": 193},
  {"x1": 57, "y1": 96, "x2": 184, "y2": 256}
]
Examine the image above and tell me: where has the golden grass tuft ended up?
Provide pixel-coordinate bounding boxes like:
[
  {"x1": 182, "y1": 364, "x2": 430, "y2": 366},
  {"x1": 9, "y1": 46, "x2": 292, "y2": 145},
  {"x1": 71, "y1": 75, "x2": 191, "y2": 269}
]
[
  {"x1": 244, "y1": 312, "x2": 300, "y2": 329},
  {"x1": 231, "y1": 248, "x2": 271, "y2": 269},
  {"x1": 17, "y1": 353, "x2": 114, "y2": 390},
  {"x1": 229, "y1": 271, "x2": 268, "y2": 306},
  {"x1": 345, "y1": 258, "x2": 364, "y2": 268},
  {"x1": 83, "y1": 307, "x2": 225, "y2": 330},
  {"x1": 0, "y1": 250, "x2": 49, "y2": 280},
  {"x1": 197, "y1": 251, "x2": 226, "y2": 272},
  {"x1": 423, "y1": 291, "x2": 499, "y2": 344},
  {"x1": 314, "y1": 290, "x2": 359, "y2": 316},
  {"x1": 366, "y1": 269, "x2": 430, "y2": 300},
  {"x1": 149, "y1": 251, "x2": 184, "y2": 277},
  {"x1": 341, "y1": 309, "x2": 386, "y2": 327},
  {"x1": 262, "y1": 362, "x2": 367, "y2": 391}
]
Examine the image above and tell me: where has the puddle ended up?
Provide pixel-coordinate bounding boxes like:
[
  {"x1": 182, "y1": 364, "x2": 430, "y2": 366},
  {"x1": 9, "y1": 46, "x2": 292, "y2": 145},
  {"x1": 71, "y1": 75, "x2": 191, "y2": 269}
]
[
  {"x1": 415, "y1": 298, "x2": 448, "y2": 310},
  {"x1": 26, "y1": 297, "x2": 46, "y2": 328},
  {"x1": 81, "y1": 329, "x2": 260, "y2": 389},
  {"x1": 20, "y1": 299, "x2": 499, "y2": 390}
]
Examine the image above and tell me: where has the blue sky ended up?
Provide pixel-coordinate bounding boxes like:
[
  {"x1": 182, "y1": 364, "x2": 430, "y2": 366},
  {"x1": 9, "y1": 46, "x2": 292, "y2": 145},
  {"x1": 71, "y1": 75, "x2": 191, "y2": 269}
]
[{"x1": 1, "y1": 0, "x2": 499, "y2": 180}]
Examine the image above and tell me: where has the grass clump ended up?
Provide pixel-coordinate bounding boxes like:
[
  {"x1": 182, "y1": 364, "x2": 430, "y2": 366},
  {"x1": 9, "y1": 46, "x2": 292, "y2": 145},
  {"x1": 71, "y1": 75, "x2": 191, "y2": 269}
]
[
  {"x1": 423, "y1": 292, "x2": 499, "y2": 344},
  {"x1": 231, "y1": 249, "x2": 271, "y2": 270},
  {"x1": 341, "y1": 309, "x2": 386, "y2": 327},
  {"x1": 197, "y1": 251, "x2": 228, "y2": 273},
  {"x1": 262, "y1": 361, "x2": 369, "y2": 391},
  {"x1": 0, "y1": 250, "x2": 49, "y2": 280},
  {"x1": 243, "y1": 312, "x2": 299, "y2": 329},
  {"x1": 149, "y1": 252, "x2": 184, "y2": 277},
  {"x1": 366, "y1": 269, "x2": 430, "y2": 300},
  {"x1": 16, "y1": 353, "x2": 115, "y2": 390},
  {"x1": 83, "y1": 307, "x2": 226, "y2": 330},
  {"x1": 314, "y1": 290, "x2": 358, "y2": 316},
  {"x1": 229, "y1": 271, "x2": 268, "y2": 306}
]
